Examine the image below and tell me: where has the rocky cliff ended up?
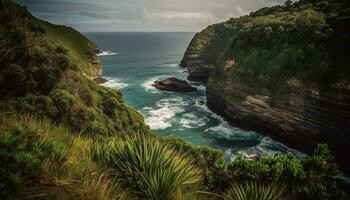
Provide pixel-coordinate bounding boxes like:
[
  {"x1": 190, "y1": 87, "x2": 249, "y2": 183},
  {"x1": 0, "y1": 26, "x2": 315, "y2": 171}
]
[{"x1": 182, "y1": 0, "x2": 350, "y2": 172}]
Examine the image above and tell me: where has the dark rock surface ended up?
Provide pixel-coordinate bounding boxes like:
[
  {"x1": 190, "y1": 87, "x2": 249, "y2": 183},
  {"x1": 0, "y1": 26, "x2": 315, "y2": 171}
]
[
  {"x1": 93, "y1": 76, "x2": 108, "y2": 84},
  {"x1": 180, "y1": 52, "x2": 214, "y2": 83},
  {"x1": 206, "y1": 79, "x2": 350, "y2": 173},
  {"x1": 152, "y1": 77, "x2": 197, "y2": 92}
]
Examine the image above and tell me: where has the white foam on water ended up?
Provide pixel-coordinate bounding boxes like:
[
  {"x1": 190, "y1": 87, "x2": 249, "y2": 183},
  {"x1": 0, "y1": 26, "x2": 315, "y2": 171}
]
[
  {"x1": 255, "y1": 137, "x2": 305, "y2": 157},
  {"x1": 101, "y1": 77, "x2": 129, "y2": 89},
  {"x1": 179, "y1": 113, "x2": 209, "y2": 129},
  {"x1": 195, "y1": 85, "x2": 206, "y2": 91},
  {"x1": 205, "y1": 121, "x2": 261, "y2": 141},
  {"x1": 226, "y1": 137, "x2": 306, "y2": 161},
  {"x1": 97, "y1": 51, "x2": 119, "y2": 56},
  {"x1": 192, "y1": 96, "x2": 225, "y2": 121},
  {"x1": 141, "y1": 75, "x2": 168, "y2": 93},
  {"x1": 142, "y1": 97, "x2": 188, "y2": 130},
  {"x1": 188, "y1": 81, "x2": 206, "y2": 91},
  {"x1": 157, "y1": 63, "x2": 180, "y2": 68}
]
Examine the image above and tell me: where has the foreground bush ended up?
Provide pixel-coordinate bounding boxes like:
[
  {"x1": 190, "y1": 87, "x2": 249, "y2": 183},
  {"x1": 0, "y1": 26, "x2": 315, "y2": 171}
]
[
  {"x1": 226, "y1": 144, "x2": 343, "y2": 199},
  {"x1": 224, "y1": 182, "x2": 282, "y2": 200},
  {"x1": 92, "y1": 134, "x2": 201, "y2": 200},
  {"x1": 0, "y1": 123, "x2": 67, "y2": 195}
]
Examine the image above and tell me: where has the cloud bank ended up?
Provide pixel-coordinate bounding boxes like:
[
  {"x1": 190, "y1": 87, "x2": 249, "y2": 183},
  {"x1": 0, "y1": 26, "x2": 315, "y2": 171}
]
[{"x1": 17, "y1": 0, "x2": 287, "y2": 32}]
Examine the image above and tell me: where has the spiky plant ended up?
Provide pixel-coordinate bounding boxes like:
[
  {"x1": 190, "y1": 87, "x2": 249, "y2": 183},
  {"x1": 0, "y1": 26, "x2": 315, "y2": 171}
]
[
  {"x1": 92, "y1": 134, "x2": 201, "y2": 200},
  {"x1": 224, "y1": 182, "x2": 282, "y2": 200},
  {"x1": 74, "y1": 173, "x2": 127, "y2": 200}
]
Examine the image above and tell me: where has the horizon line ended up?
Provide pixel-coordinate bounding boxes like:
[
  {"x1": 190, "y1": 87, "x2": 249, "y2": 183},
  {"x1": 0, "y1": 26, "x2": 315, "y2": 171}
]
[{"x1": 82, "y1": 31, "x2": 197, "y2": 33}]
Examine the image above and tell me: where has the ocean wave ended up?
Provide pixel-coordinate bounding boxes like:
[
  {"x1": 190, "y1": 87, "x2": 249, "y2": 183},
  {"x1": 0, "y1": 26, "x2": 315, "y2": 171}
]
[
  {"x1": 142, "y1": 97, "x2": 188, "y2": 130},
  {"x1": 179, "y1": 113, "x2": 209, "y2": 129},
  {"x1": 194, "y1": 85, "x2": 206, "y2": 91},
  {"x1": 101, "y1": 77, "x2": 128, "y2": 89},
  {"x1": 97, "y1": 51, "x2": 119, "y2": 57},
  {"x1": 192, "y1": 96, "x2": 225, "y2": 121},
  {"x1": 205, "y1": 122, "x2": 260, "y2": 141},
  {"x1": 141, "y1": 75, "x2": 168, "y2": 93}
]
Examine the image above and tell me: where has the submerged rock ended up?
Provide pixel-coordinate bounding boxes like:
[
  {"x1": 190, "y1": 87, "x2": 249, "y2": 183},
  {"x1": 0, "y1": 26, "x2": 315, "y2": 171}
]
[{"x1": 152, "y1": 77, "x2": 196, "y2": 92}]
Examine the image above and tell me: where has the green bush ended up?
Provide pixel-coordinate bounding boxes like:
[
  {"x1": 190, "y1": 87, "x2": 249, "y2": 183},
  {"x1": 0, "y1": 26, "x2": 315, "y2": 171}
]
[
  {"x1": 0, "y1": 124, "x2": 66, "y2": 194},
  {"x1": 1, "y1": 64, "x2": 27, "y2": 96},
  {"x1": 89, "y1": 120, "x2": 109, "y2": 135},
  {"x1": 92, "y1": 134, "x2": 201, "y2": 199},
  {"x1": 226, "y1": 144, "x2": 342, "y2": 199},
  {"x1": 163, "y1": 136, "x2": 228, "y2": 191},
  {"x1": 15, "y1": 94, "x2": 58, "y2": 118},
  {"x1": 66, "y1": 105, "x2": 96, "y2": 133},
  {"x1": 50, "y1": 89, "x2": 76, "y2": 119},
  {"x1": 102, "y1": 95, "x2": 119, "y2": 116}
]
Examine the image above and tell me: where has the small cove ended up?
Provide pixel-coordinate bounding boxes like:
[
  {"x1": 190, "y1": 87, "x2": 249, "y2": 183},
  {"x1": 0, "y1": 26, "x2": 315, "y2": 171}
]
[{"x1": 85, "y1": 32, "x2": 304, "y2": 161}]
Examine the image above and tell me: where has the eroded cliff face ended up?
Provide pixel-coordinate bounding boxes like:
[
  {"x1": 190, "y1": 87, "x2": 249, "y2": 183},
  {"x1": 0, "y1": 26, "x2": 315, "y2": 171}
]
[
  {"x1": 182, "y1": 0, "x2": 350, "y2": 171},
  {"x1": 207, "y1": 72, "x2": 350, "y2": 170},
  {"x1": 89, "y1": 46, "x2": 103, "y2": 79},
  {"x1": 180, "y1": 43, "x2": 215, "y2": 81}
]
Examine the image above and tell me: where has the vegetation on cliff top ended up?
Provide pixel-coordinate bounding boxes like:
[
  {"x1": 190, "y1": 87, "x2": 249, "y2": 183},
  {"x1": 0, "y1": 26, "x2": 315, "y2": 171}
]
[
  {"x1": 183, "y1": 0, "x2": 350, "y2": 92},
  {"x1": 0, "y1": 0, "x2": 346, "y2": 199}
]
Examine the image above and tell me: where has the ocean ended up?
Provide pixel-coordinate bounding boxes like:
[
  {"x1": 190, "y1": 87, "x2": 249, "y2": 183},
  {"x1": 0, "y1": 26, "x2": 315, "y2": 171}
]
[{"x1": 84, "y1": 32, "x2": 303, "y2": 160}]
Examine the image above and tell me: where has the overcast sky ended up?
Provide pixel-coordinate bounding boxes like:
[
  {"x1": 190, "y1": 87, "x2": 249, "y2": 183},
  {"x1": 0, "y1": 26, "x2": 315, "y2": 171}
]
[{"x1": 16, "y1": 0, "x2": 287, "y2": 32}]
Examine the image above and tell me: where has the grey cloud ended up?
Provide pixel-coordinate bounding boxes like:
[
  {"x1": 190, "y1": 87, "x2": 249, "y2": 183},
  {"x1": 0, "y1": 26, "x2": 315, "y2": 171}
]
[{"x1": 16, "y1": 0, "x2": 288, "y2": 32}]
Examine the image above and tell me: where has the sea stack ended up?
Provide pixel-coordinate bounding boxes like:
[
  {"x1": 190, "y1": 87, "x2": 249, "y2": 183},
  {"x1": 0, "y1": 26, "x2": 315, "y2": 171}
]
[{"x1": 152, "y1": 77, "x2": 197, "y2": 92}]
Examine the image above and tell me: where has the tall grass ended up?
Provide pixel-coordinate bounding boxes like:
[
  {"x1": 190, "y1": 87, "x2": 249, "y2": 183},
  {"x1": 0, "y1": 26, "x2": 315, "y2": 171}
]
[
  {"x1": 92, "y1": 134, "x2": 201, "y2": 200},
  {"x1": 0, "y1": 114, "x2": 125, "y2": 200},
  {"x1": 64, "y1": 172, "x2": 127, "y2": 200},
  {"x1": 224, "y1": 182, "x2": 282, "y2": 200}
]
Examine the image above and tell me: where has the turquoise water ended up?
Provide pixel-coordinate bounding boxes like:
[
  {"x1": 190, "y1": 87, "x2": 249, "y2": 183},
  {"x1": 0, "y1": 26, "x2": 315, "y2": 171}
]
[{"x1": 85, "y1": 32, "x2": 302, "y2": 160}]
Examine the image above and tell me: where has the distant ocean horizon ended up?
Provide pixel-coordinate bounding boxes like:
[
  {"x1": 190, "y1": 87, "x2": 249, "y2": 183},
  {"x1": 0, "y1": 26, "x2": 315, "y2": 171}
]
[{"x1": 84, "y1": 32, "x2": 304, "y2": 161}]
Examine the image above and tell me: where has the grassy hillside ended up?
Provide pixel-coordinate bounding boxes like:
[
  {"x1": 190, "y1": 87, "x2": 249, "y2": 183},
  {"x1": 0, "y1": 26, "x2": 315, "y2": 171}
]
[{"x1": 0, "y1": 0, "x2": 346, "y2": 199}]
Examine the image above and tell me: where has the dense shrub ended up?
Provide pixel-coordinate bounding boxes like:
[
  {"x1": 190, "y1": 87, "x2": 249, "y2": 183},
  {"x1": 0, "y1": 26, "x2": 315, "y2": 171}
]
[
  {"x1": 67, "y1": 105, "x2": 96, "y2": 132},
  {"x1": 226, "y1": 144, "x2": 342, "y2": 199},
  {"x1": 0, "y1": 64, "x2": 27, "y2": 96},
  {"x1": 15, "y1": 94, "x2": 58, "y2": 118},
  {"x1": 0, "y1": 124, "x2": 67, "y2": 194},
  {"x1": 49, "y1": 89, "x2": 76, "y2": 119},
  {"x1": 163, "y1": 136, "x2": 227, "y2": 191}
]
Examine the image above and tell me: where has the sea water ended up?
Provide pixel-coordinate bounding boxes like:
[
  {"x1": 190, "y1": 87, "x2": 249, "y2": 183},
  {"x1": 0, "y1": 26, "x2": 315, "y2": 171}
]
[{"x1": 84, "y1": 32, "x2": 303, "y2": 160}]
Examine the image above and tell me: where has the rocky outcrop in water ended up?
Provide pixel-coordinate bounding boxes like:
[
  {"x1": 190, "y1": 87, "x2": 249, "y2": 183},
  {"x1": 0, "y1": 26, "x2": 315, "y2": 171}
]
[{"x1": 152, "y1": 77, "x2": 197, "y2": 92}]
